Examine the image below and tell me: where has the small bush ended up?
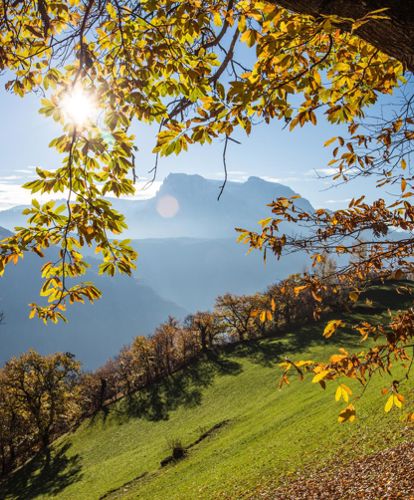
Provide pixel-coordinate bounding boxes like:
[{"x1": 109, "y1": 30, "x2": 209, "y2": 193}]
[{"x1": 166, "y1": 438, "x2": 186, "y2": 460}]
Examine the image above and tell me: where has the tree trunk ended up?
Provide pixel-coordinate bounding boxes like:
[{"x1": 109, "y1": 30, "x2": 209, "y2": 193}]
[
  {"x1": 1, "y1": 444, "x2": 6, "y2": 475},
  {"x1": 284, "y1": 304, "x2": 291, "y2": 325},
  {"x1": 200, "y1": 328, "x2": 208, "y2": 351},
  {"x1": 42, "y1": 433, "x2": 51, "y2": 464},
  {"x1": 99, "y1": 377, "x2": 107, "y2": 409},
  {"x1": 272, "y1": 0, "x2": 414, "y2": 72},
  {"x1": 8, "y1": 441, "x2": 15, "y2": 469}
]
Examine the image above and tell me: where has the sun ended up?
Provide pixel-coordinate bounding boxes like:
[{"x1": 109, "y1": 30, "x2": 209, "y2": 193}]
[{"x1": 60, "y1": 85, "x2": 97, "y2": 127}]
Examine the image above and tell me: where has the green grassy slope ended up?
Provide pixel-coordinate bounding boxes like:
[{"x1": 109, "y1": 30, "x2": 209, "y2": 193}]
[{"x1": 2, "y1": 283, "x2": 414, "y2": 500}]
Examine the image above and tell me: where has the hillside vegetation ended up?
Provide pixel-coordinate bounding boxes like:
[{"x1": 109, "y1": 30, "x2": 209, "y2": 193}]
[
  {"x1": 2, "y1": 283, "x2": 414, "y2": 500},
  {"x1": 0, "y1": 174, "x2": 313, "y2": 370}
]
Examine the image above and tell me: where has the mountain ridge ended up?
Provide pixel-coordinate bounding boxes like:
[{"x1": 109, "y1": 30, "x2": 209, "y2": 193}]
[
  {"x1": 0, "y1": 173, "x2": 315, "y2": 239},
  {"x1": 0, "y1": 173, "x2": 314, "y2": 368}
]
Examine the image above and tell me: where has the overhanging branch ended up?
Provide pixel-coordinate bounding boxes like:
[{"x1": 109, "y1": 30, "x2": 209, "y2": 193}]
[{"x1": 271, "y1": 0, "x2": 414, "y2": 72}]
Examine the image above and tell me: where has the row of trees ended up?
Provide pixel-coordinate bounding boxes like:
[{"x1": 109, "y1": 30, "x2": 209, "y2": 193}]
[{"x1": 0, "y1": 265, "x2": 352, "y2": 475}]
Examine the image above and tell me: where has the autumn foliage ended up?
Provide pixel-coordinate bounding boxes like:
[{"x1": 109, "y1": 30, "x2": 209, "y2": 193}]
[
  {"x1": 0, "y1": 351, "x2": 80, "y2": 473},
  {"x1": 0, "y1": 0, "x2": 405, "y2": 322},
  {"x1": 1, "y1": 0, "x2": 414, "y2": 470},
  {"x1": 0, "y1": 271, "x2": 352, "y2": 475}
]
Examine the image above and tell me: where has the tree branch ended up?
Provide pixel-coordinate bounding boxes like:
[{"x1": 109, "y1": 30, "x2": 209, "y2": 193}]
[{"x1": 272, "y1": 0, "x2": 414, "y2": 72}]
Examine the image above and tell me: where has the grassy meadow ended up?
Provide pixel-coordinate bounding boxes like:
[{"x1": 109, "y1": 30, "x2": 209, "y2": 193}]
[{"x1": 2, "y1": 283, "x2": 413, "y2": 500}]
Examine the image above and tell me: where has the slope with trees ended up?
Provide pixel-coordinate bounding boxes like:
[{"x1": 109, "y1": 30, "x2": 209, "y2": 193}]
[
  {"x1": 1, "y1": 282, "x2": 413, "y2": 499},
  {"x1": 0, "y1": 264, "x2": 354, "y2": 476},
  {"x1": 10, "y1": 242, "x2": 414, "y2": 487},
  {"x1": 1, "y1": 0, "x2": 414, "y2": 430}
]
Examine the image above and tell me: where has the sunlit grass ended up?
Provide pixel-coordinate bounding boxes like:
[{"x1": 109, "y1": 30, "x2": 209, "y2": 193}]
[{"x1": 3, "y1": 283, "x2": 413, "y2": 499}]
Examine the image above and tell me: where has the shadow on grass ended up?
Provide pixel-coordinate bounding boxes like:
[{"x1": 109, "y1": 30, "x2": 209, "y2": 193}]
[
  {"x1": 232, "y1": 281, "x2": 414, "y2": 369},
  {"x1": 228, "y1": 315, "x2": 366, "y2": 369},
  {"x1": 94, "y1": 352, "x2": 243, "y2": 424},
  {"x1": 0, "y1": 443, "x2": 82, "y2": 499},
  {"x1": 91, "y1": 282, "x2": 414, "y2": 424},
  {"x1": 92, "y1": 320, "x2": 366, "y2": 426}
]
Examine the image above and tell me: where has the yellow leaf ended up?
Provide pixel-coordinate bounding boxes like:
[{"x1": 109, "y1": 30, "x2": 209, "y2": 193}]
[
  {"x1": 335, "y1": 384, "x2": 352, "y2": 403},
  {"x1": 324, "y1": 136, "x2": 337, "y2": 147},
  {"x1": 294, "y1": 285, "x2": 308, "y2": 296},
  {"x1": 258, "y1": 217, "x2": 272, "y2": 228},
  {"x1": 213, "y1": 11, "x2": 222, "y2": 26},
  {"x1": 349, "y1": 291, "x2": 359, "y2": 302},
  {"x1": 402, "y1": 159, "x2": 407, "y2": 170},
  {"x1": 335, "y1": 386, "x2": 341, "y2": 402},
  {"x1": 341, "y1": 387, "x2": 349, "y2": 403},
  {"x1": 330, "y1": 354, "x2": 347, "y2": 363},
  {"x1": 323, "y1": 320, "x2": 345, "y2": 339},
  {"x1": 312, "y1": 369, "x2": 330, "y2": 383},
  {"x1": 311, "y1": 290, "x2": 322, "y2": 302},
  {"x1": 394, "y1": 394, "x2": 404, "y2": 409},
  {"x1": 384, "y1": 395, "x2": 394, "y2": 413}
]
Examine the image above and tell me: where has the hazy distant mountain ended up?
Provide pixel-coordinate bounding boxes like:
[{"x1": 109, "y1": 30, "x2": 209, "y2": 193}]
[
  {"x1": 135, "y1": 238, "x2": 309, "y2": 312},
  {"x1": 0, "y1": 226, "x2": 12, "y2": 239},
  {"x1": 119, "y1": 174, "x2": 314, "y2": 238},
  {"x1": 0, "y1": 175, "x2": 316, "y2": 368},
  {"x1": 0, "y1": 174, "x2": 314, "y2": 239},
  {"x1": 0, "y1": 206, "x2": 27, "y2": 232},
  {"x1": 0, "y1": 251, "x2": 186, "y2": 369}
]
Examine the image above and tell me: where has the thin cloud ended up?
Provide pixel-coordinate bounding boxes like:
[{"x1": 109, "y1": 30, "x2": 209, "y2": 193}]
[
  {"x1": 210, "y1": 170, "x2": 249, "y2": 182},
  {"x1": 124, "y1": 179, "x2": 162, "y2": 200},
  {"x1": 0, "y1": 183, "x2": 36, "y2": 210},
  {"x1": 15, "y1": 166, "x2": 36, "y2": 174},
  {"x1": 261, "y1": 175, "x2": 301, "y2": 183},
  {"x1": 324, "y1": 198, "x2": 352, "y2": 205},
  {"x1": 209, "y1": 172, "x2": 306, "y2": 184},
  {"x1": 306, "y1": 167, "x2": 338, "y2": 177},
  {"x1": 0, "y1": 175, "x2": 27, "y2": 183},
  {"x1": 307, "y1": 166, "x2": 359, "y2": 178},
  {"x1": 0, "y1": 178, "x2": 161, "y2": 211}
]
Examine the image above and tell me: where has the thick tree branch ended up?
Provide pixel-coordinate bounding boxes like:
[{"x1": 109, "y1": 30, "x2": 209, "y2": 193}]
[{"x1": 272, "y1": 0, "x2": 414, "y2": 72}]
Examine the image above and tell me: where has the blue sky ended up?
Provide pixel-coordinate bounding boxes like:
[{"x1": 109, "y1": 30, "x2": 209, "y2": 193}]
[{"x1": 0, "y1": 86, "x2": 381, "y2": 211}]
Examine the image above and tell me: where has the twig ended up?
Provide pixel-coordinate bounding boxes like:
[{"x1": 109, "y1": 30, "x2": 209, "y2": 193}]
[{"x1": 218, "y1": 135, "x2": 229, "y2": 201}]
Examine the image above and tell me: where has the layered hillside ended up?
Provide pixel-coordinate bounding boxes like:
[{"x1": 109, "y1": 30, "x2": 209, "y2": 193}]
[
  {"x1": 0, "y1": 175, "x2": 314, "y2": 367},
  {"x1": 0, "y1": 251, "x2": 186, "y2": 369},
  {"x1": 2, "y1": 284, "x2": 413, "y2": 500}
]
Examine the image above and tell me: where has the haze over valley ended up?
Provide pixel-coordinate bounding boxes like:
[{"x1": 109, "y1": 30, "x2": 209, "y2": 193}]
[{"x1": 0, "y1": 174, "x2": 312, "y2": 367}]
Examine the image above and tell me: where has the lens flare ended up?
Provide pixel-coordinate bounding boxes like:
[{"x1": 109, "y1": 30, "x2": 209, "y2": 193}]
[
  {"x1": 156, "y1": 195, "x2": 180, "y2": 218},
  {"x1": 60, "y1": 85, "x2": 97, "y2": 127}
]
